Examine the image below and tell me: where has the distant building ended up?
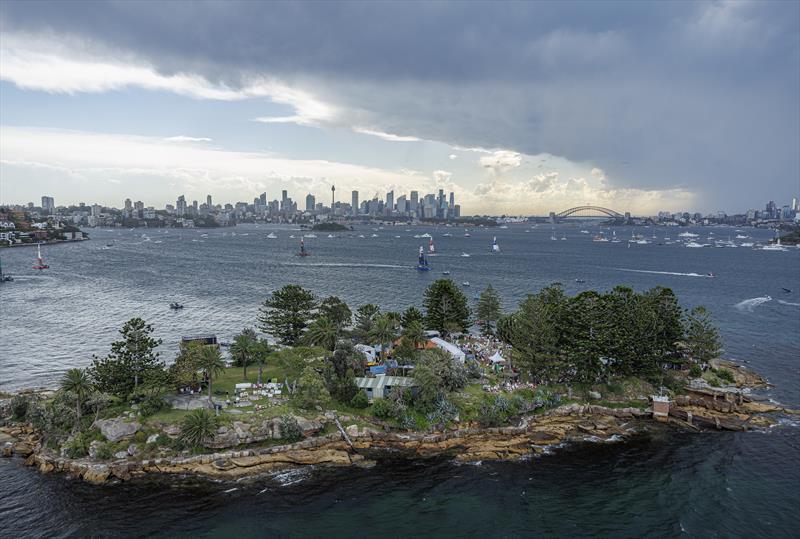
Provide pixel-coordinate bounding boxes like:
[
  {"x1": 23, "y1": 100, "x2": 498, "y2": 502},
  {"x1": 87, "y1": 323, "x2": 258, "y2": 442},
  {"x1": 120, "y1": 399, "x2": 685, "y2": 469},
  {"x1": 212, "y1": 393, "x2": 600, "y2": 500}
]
[
  {"x1": 351, "y1": 190, "x2": 359, "y2": 216},
  {"x1": 305, "y1": 193, "x2": 316, "y2": 212},
  {"x1": 41, "y1": 196, "x2": 55, "y2": 213}
]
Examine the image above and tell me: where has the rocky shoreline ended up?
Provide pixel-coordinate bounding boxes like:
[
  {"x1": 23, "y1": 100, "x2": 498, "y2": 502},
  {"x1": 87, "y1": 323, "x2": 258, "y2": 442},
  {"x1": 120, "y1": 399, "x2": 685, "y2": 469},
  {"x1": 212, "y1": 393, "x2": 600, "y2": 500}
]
[{"x1": 2, "y1": 392, "x2": 794, "y2": 486}]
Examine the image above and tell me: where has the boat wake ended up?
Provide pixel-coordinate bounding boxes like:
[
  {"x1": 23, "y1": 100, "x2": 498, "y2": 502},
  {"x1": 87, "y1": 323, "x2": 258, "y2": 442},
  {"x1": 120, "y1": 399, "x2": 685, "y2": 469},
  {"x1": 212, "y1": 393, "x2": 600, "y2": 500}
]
[
  {"x1": 614, "y1": 268, "x2": 712, "y2": 278},
  {"x1": 734, "y1": 296, "x2": 772, "y2": 312},
  {"x1": 282, "y1": 262, "x2": 407, "y2": 269},
  {"x1": 777, "y1": 299, "x2": 800, "y2": 307}
]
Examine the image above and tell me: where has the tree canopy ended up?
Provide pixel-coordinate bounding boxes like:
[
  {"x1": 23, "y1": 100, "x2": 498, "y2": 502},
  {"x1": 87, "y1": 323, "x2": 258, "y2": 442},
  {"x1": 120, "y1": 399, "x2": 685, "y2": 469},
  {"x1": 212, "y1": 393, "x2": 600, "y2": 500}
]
[
  {"x1": 258, "y1": 285, "x2": 317, "y2": 345},
  {"x1": 423, "y1": 279, "x2": 471, "y2": 336}
]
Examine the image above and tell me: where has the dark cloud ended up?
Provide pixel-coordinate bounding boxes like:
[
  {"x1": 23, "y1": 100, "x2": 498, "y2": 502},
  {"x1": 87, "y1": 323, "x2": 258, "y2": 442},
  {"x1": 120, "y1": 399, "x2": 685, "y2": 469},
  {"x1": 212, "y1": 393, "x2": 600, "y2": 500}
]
[{"x1": 1, "y1": 0, "x2": 798, "y2": 208}]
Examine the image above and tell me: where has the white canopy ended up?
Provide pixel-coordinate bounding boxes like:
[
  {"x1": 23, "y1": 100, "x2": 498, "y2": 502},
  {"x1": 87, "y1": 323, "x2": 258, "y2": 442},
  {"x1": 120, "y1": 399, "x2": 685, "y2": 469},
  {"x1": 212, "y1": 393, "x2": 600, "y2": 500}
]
[{"x1": 489, "y1": 351, "x2": 506, "y2": 364}]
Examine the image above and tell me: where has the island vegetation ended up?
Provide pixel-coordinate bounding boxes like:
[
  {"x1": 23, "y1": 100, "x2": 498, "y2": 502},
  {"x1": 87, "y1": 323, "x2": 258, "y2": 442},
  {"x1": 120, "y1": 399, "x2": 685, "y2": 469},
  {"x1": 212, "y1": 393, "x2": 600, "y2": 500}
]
[
  {"x1": 311, "y1": 222, "x2": 350, "y2": 231},
  {"x1": 1, "y1": 280, "x2": 786, "y2": 484}
]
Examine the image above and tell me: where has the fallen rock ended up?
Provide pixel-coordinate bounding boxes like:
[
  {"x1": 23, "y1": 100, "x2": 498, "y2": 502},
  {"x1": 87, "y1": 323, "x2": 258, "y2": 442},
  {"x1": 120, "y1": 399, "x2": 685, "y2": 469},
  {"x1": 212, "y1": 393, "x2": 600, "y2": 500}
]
[
  {"x1": 345, "y1": 424, "x2": 359, "y2": 438},
  {"x1": 83, "y1": 464, "x2": 110, "y2": 485},
  {"x1": 588, "y1": 391, "x2": 602, "y2": 400},
  {"x1": 95, "y1": 418, "x2": 141, "y2": 443},
  {"x1": 12, "y1": 441, "x2": 34, "y2": 457}
]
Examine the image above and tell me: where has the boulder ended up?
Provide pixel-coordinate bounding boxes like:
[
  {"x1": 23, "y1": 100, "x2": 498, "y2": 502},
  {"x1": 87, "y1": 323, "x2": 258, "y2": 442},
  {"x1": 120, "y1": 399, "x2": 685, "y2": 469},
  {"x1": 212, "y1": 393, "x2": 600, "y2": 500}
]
[
  {"x1": 127, "y1": 444, "x2": 139, "y2": 457},
  {"x1": 233, "y1": 421, "x2": 251, "y2": 440},
  {"x1": 114, "y1": 451, "x2": 129, "y2": 460},
  {"x1": 163, "y1": 424, "x2": 181, "y2": 438},
  {"x1": 291, "y1": 415, "x2": 323, "y2": 435},
  {"x1": 95, "y1": 418, "x2": 141, "y2": 443},
  {"x1": 588, "y1": 391, "x2": 602, "y2": 400},
  {"x1": 146, "y1": 434, "x2": 159, "y2": 444},
  {"x1": 345, "y1": 424, "x2": 359, "y2": 438},
  {"x1": 12, "y1": 441, "x2": 34, "y2": 457},
  {"x1": 83, "y1": 464, "x2": 110, "y2": 485}
]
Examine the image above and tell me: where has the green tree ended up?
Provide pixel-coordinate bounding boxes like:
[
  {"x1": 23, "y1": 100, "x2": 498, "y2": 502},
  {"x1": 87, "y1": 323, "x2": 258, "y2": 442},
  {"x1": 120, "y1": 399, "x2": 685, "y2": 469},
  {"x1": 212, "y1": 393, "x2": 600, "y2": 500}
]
[
  {"x1": 60, "y1": 368, "x2": 93, "y2": 431},
  {"x1": 303, "y1": 316, "x2": 339, "y2": 351},
  {"x1": 412, "y1": 354, "x2": 443, "y2": 411},
  {"x1": 318, "y1": 296, "x2": 352, "y2": 329},
  {"x1": 230, "y1": 327, "x2": 258, "y2": 380},
  {"x1": 354, "y1": 303, "x2": 380, "y2": 339},
  {"x1": 476, "y1": 284, "x2": 502, "y2": 335},
  {"x1": 294, "y1": 366, "x2": 331, "y2": 409},
  {"x1": 258, "y1": 285, "x2": 317, "y2": 345},
  {"x1": 89, "y1": 318, "x2": 163, "y2": 398},
  {"x1": 401, "y1": 306, "x2": 424, "y2": 328},
  {"x1": 423, "y1": 279, "x2": 471, "y2": 336},
  {"x1": 369, "y1": 313, "x2": 399, "y2": 359},
  {"x1": 252, "y1": 339, "x2": 272, "y2": 385},
  {"x1": 684, "y1": 306, "x2": 723, "y2": 364},
  {"x1": 195, "y1": 346, "x2": 225, "y2": 407},
  {"x1": 179, "y1": 409, "x2": 218, "y2": 447},
  {"x1": 325, "y1": 340, "x2": 363, "y2": 402},
  {"x1": 401, "y1": 320, "x2": 426, "y2": 349}
]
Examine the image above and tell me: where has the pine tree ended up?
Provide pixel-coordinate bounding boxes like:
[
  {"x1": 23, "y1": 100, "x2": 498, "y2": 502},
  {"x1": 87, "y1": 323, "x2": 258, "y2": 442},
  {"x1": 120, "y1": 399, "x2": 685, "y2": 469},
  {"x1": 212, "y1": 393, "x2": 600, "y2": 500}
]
[
  {"x1": 684, "y1": 306, "x2": 723, "y2": 365},
  {"x1": 318, "y1": 296, "x2": 352, "y2": 329},
  {"x1": 258, "y1": 285, "x2": 317, "y2": 345},
  {"x1": 423, "y1": 279, "x2": 471, "y2": 336},
  {"x1": 476, "y1": 284, "x2": 502, "y2": 335}
]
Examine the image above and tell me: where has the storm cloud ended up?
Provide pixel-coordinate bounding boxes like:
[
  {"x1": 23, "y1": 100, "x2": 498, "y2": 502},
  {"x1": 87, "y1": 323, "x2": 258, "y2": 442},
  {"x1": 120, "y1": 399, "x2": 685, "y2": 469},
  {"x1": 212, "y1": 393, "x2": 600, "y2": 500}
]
[{"x1": 1, "y1": 0, "x2": 798, "y2": 210}]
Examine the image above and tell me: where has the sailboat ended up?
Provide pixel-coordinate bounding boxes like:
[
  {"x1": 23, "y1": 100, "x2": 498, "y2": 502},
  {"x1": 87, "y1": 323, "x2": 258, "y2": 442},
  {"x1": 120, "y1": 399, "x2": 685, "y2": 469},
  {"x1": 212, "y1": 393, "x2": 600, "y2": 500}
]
[
  {"x1": 428, "y1": 237, "x2": 436, "y2": 254},
  {"x1": 550, "y1": 229, "x2": 558, "y2": 241},
  {"x1": 296, "y1": 238, "x2": 310, "y2": 257},
  {"x1": 611, "y1": 230, "x2": 621, "y2": 243},
  {"x1": 32, "y1": 243, "x2": 49, "y2": 270},
  {"x1": 416, "y1": 246, "x2": 430, "y2": 271},
  {"x1": 491, "y1": 236, "x2": 500, "y2": 252}
]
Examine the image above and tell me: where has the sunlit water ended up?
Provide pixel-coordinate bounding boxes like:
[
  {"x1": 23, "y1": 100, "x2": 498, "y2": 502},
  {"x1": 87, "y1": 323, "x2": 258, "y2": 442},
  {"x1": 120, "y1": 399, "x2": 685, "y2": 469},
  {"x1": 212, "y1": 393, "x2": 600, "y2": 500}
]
[{"x1": 1, "y1": 223, "x2": 798, "y2": 537}]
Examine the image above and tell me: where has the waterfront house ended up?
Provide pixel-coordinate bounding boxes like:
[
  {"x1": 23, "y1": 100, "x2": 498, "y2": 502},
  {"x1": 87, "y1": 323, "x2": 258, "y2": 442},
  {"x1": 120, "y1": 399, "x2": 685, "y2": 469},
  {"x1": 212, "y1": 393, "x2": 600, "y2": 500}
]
[
  {"x1": 429, "y1": 337, "x2": 466, "y2": 363},
  {"x1": 355, "y1": 374, "x2": 416, "y2": 401}
]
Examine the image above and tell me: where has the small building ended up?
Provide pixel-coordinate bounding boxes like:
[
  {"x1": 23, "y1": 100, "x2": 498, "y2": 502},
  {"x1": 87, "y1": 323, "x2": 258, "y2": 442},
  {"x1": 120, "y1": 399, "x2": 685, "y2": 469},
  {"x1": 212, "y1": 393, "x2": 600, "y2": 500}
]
[
  {"x1": 181, "y1": 334, "x2": 219, "y2": 349},
  {"x1": 429, "y1": 337, "x2": 466, "y2": 363},
  {"x1": 652, "y1": 395, "x2": 670, "y2": 422},
  {"x1": 355, "y1": 344, "x2": 377, "y2": 363},
  {"x1": 355, "y1": 374, "x2": 416, "y2": 401}
]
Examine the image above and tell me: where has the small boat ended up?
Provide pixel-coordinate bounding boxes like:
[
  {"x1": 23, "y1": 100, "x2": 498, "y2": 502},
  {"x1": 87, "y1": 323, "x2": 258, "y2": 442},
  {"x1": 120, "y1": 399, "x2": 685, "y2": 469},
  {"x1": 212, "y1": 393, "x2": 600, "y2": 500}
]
[
  {"x1": 462, "y1": 281, "x2": 470, "y2": 287},
  {"x1": 266, "y1": 232, "x2": 278, "y2": 239},
  {"x1": 32, "y1": 243, "x2": 49, "y2": 270},
  {"x1": 550, "y1": 230, "x2": 558, "y2": 241},
  {"x1": 464, "y1": 233, "x2": 471, "y2": 237},
  {"x1": 106, "y1": 243, "x2": 114, "y2": 247},
  {"x1": 560, "y1": 234, "x2": 567, "y2": 241},
  {"x1": 685, "y1": 242, "x2": 706, "y2": 248},
  {"x1": 297, "y1": 238, "x2": 311, "y2": 257},
  {"x1": 491, "y1": 237, "x2": 500, "y2": 252},
  {"x1": 442, "y1": 233, "x2": 453, "y2": 237},
  {"x1": 707, "y1": 273, "x2": 715, "y2": 278},
  {"x1": 611, "y1": 231, "x2": 621, "y2": 243},
  {"x1": 169, "y1": 302, "x2": 184, "y2": 310},
  {"x1": 371, "y1": 234, "x2": 379, "y2": 238},
  {"x1": 442, "y1": 270, "x2": 451, "y2": 276},
  {"x1": 461, "y1": 252, "x2": 471, "y2": 258},
  {"x1": 304, "y1": 234, "x2": 317, "y2": 238},
  {"x1": 327, "y1": 234, "x2": 336, "y2": 238},
  {"x1": 593, "y1": 234, "x2": 609, "y2": 242},
  {"x1": 782, "y1": 288, "x2": 792, "y2": 293},
  {"x1": 499, "y1": 225, "x2": 508, "y2": 229},
  {"x1": 580, "y1": 230, "x2": 589, "y2": 234},
  {"x1": 575, "y1": 279, "x2": 586, "y2": 284},
  {"x1": 416, "y1": 246, "x2": 430, "y2": 271}
]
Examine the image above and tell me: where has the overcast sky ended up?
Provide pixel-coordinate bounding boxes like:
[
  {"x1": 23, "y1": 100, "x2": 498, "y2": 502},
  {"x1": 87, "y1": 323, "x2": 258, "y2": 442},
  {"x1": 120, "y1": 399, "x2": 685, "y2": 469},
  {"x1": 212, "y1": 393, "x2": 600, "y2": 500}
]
[{"x1": 1, "y1": 1, "x2": 798, "y2": 214}]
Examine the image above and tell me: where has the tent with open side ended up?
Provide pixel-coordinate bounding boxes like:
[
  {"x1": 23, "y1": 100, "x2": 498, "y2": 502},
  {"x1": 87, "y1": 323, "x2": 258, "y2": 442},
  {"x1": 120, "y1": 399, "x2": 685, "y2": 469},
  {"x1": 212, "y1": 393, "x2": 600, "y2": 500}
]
[{"x1": 489, "y1": 351, "x2": 507, "y2": 364}]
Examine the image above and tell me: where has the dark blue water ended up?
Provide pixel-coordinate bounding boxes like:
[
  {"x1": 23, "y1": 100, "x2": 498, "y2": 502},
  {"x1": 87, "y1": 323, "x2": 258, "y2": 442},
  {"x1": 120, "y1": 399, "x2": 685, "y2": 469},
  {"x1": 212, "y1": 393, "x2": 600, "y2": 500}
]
[{"x1": 1, "y1": 223, "x2": 799, "y2": 537}]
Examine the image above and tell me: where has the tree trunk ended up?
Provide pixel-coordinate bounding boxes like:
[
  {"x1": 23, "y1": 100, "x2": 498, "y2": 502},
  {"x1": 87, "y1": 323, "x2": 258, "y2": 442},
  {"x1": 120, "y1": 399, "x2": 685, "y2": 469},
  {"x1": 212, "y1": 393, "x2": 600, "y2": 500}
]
[
  {"x1": 243, "y1": 356, "x2": 248, "y2": 381},
  {"x1": 75, "y1": 399, "x2": 81, "y2": 431},
  {"x1": 258, "y1": 364, "x2": 263, "y2": 385},
  {"x1": 208, "y1": 378, "x2": 213, "y2": 407}
]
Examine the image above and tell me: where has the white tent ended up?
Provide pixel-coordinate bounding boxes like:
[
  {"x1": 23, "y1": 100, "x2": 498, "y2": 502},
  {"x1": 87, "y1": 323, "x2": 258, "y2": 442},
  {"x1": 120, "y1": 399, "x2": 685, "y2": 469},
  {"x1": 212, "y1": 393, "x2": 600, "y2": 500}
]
[
  {"x1": 489, "y1": 351, "x2": 506, "y2": 364},
  {"x1": 430, "y1": 337, "x2": 466, "y2": 363}
]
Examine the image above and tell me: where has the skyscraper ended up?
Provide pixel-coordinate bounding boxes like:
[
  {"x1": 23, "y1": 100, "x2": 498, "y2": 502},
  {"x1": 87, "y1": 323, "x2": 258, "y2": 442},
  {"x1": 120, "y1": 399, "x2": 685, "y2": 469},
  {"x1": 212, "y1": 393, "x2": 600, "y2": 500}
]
[
  {"x1": 124, "y1": 198, "x2": 132, "y2": 212},
  {"x1": 386, "y1": 190, "x2": 394, "y2": 214},
  {"x1": 176, "y1": 195, "x2": 187, "y2": 215},
  {"x1": 305, "y1": 193, "x2": 316, "y2": 211},
  {"x1": 449, "y1": 192, "x2": 454, "y2": 208},
  {"x1": 41, "y1": 196, "x2": 55, "y2": 213},
  {"x1": 206, "y1": 194, "x2": 212, "y2": 207},
  {"x1": 351, "y1": 190, "x2": 359, "y2": 216},
  {"x1": 410, "y1": 191, "x2": 419, "y2": 216}
]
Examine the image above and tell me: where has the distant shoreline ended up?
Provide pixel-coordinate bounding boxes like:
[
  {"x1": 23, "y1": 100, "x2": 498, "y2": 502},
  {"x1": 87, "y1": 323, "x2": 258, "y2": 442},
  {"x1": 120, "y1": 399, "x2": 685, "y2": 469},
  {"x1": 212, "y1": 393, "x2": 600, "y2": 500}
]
[{"x1": 0, "y1": 238, "x2": 90, "y2": 249}]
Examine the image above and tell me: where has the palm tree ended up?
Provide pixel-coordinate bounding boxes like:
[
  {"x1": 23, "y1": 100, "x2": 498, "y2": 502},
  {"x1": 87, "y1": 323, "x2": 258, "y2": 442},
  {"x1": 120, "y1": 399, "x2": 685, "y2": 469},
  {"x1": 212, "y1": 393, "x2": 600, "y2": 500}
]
[
  {"x1": 402, "y1": 320, "x2": 426, "y2": 349},
  {"x1": 369, "y1": 314, "x2": 399, "y2": 360},
  {"x1": 196, "y1": 346, "x2": 226, "y2": 407},
  {"x1": 179, "y1": 408, "x2": 218, "y2": 447},
  {"x1": 253, "y1": 340, "x2": 271, "y2": 385},
  {"x1": 302, "y1": 316, "x2": 339, "y2": 351},
  {"x1": 231, "y1": 328, "x2": 258, "y2": 381},
  {"x1": 60, "y1": 368, "x2": 93, "y2": 431}
]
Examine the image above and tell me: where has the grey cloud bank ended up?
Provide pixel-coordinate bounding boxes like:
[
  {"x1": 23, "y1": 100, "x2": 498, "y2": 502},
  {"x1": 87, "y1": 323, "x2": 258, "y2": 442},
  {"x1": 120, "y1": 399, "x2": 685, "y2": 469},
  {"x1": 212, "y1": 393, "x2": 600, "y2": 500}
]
[{"x1": 1, "y1": 0, "x2": 798, "y2": 211}]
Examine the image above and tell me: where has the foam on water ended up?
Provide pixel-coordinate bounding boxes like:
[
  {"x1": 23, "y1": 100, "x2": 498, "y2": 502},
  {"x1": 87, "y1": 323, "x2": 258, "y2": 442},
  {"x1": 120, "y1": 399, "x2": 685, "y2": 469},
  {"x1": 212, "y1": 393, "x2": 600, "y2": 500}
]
[
  {"x1": 777, "y1": 299, "x2": 800, "y2": 307},
  {"x1": 734, "y1": 296, "x2": 772, "y2": 312},
  {"x1": 614, "y1": 268, "x2": 712, "y2": 277}
]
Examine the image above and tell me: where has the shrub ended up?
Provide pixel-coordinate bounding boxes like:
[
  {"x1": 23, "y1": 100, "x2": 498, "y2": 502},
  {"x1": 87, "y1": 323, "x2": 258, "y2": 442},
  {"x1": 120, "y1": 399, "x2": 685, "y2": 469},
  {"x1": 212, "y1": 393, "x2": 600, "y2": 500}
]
[
  {"x1": 179, "y1": 409, "x2": 218, "y2": 447},
  {"x1": 371, "y1": 398, "x2": 394, "y2": 420},
  {"x1": 279, "y1": 415, "x2": 303, "y2": 442},
  {"x1": 139, "y1": 396, "x2": 168, "y2": 417},
  {"x1": 708, "y1": 375, "x2": 721, "y2": 388},
  {"x1": 95, "y1": 443, "x2": 114, "y2": 460},
  {"x1": 717, "y1": 368, "x2": 735, "y2": 384},
  {"x1": 63, "y1": 429, "x2": 102, "y2": 458},
  {"x1": 10, "y1": 395, "x2": 29, "y2": 421},
  {"x1": 689, "y1": 364, "x2": 702, "y2": 378},
  {"x1": 350, "y1": 391, "x2": 369, "y2": 409}
]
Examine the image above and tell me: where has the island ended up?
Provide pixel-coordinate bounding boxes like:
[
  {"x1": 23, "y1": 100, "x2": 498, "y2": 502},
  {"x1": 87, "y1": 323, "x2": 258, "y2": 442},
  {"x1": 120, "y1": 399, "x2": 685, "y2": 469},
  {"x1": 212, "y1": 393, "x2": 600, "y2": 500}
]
[
  {"x1": 311, "y1": 222, "x2": 350, "y2": 231},
  {"x1": 1, "y1": 281, "x2": 794, "y2": 485}
]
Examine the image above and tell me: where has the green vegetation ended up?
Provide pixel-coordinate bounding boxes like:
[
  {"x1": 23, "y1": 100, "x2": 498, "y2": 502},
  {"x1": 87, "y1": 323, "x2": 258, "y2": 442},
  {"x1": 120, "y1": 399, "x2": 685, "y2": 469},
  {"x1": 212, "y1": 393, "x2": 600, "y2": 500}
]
[
  {"x1": 684, "y1": 306, "x2": 723, "y2": 365},
  {"x1": 258, "y1": 285, "x2": 317, "y2": 345},
  {"x1": 311, "y1": 222, "x2": 348, "y2": 231},
  {"x1": 423, "y1": 279, "x2": 471, "y2": 336},
  {"x1": 179, "y1": 409, "x2": 218, "y2": 447},
  {"x1": 476, "y1": 284, "x2": 502, "y2": 335},
  {"x1": 60, "y1": 368, "x2": 93, "y2": 431}
]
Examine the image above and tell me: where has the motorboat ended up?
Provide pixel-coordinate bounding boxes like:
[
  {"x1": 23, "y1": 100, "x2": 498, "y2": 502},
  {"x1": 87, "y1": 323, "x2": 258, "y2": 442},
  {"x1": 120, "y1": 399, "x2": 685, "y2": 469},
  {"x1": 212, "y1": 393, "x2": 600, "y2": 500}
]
[{"x1": 169, "y1": 303, "x2": 184, "y2": 310}]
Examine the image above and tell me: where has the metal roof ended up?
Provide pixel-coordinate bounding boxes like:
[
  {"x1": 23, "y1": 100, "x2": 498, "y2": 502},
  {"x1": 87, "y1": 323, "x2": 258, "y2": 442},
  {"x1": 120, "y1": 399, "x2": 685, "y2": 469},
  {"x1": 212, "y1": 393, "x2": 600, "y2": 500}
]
[{"x1": 355, "y1": 375, "x2": 416, "y2": 390}]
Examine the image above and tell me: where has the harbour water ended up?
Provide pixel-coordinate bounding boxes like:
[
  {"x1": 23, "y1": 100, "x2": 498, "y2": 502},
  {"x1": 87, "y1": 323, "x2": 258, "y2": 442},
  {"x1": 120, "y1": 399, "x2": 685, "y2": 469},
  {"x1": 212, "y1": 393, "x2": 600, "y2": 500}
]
[{"x1": 1, "y1": 223, "x2": 798, "y2": 537}]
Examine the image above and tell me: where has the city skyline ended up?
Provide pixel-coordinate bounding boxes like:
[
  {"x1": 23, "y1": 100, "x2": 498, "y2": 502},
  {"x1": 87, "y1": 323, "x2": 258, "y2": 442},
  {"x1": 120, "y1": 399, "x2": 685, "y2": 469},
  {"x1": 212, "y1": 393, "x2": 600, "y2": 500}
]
[{"x1": 1, "y1": 2, "x2": 798, "y2": 215}]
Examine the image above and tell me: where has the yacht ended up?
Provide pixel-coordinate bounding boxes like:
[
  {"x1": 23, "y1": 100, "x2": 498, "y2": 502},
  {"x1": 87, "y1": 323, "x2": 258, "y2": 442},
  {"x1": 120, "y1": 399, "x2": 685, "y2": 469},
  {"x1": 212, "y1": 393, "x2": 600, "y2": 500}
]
[
  {"x1": 266, "y1": 232, "x2": 277, "y2": 239},
  {"x1": 461, "y1": 252, "x2": 471, "y2": 258},
  {"x1": 762, "y1": 240, "x2": 787, "y2": 252},
  {"x1": 685, "y1": 242, "x2": 706, "y2": 248}
]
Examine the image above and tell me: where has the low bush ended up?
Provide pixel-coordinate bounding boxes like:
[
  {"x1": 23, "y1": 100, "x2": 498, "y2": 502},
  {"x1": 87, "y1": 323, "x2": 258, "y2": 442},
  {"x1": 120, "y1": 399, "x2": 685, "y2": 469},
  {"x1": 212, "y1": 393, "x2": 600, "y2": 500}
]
[
  {"x1": 138, "y1": 396, "x2": 168, "y2": 417},
  {"x1": 350, "y1": 391, "x2": 369, "y2": 409},
  {"x1": 10, "y1": 395, "x2": 29, "y2": 421},
  {"x1": 279, "y1": 415, "x2": 303, "y2": 442},
  {"x1": 717, "y1": 368, "x2": 735, "y2": 384},
  {"x1": 689, "y1": 364, "x2": 702, "y2": 378},
  {"x1": 95, "y1": 443, "x2": 114, "y2": 460}
]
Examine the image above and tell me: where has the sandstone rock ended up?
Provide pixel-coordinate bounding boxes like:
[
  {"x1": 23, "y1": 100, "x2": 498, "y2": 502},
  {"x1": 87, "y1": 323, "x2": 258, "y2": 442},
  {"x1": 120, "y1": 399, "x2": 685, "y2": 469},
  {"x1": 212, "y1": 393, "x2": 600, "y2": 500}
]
[
  {"x1": 114, "y1": 451, "x2": 129, "y2": 460},
  {"x1": 292, "y1": 415, "x2": 322, "y2": 435},
  {"x1": 588, "y1": 391, "x2": 602, "y2": 400},
  {"x1": 95, "y1": 418, "x2": 141, "y2": 442},
  {"x1": 12, "y1": 441, "x2": 33, "y2": 457},
  {"x1": 163, "y1": 424, "x2": 181, "y2": 438},
  {"x1": 345, "y1": 424, "x2": 359, "y2": 438},
  {"x1": 233, "y1": 421, "x2": 251, "y2": 440},
  {"x1": 127, "y1": 444, "x2": 139, "y2": 457},
  {"x1": 83, "y1": 464, "x2": 110, "y2": 485},
  {"x1": 146, "y1": 434, "x2": 159, "y2": 444}
]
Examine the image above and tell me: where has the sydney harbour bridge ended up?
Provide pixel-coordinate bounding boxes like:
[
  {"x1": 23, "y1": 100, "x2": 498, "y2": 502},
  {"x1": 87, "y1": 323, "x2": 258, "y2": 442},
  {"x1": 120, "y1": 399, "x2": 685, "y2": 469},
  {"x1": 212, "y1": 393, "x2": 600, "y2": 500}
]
[{"x1": 548, "y1": 205, "x2": 629, "y2": 222}]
